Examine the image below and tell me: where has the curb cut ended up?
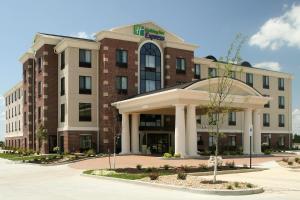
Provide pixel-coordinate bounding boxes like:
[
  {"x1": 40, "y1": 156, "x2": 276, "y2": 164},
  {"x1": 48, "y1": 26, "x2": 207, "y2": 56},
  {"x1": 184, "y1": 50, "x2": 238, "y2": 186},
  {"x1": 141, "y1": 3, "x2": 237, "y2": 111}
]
[{"x1": 81, "y1": 174, "x2": 264, "y2": 196}]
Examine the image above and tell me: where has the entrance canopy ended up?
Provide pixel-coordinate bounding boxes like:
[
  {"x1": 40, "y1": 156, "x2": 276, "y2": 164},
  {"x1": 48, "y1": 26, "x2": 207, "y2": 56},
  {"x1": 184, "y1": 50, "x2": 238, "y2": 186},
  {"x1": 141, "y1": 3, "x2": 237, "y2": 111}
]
[{"x1": 112, "y1": 78, "x2": 270, "y2": 114}]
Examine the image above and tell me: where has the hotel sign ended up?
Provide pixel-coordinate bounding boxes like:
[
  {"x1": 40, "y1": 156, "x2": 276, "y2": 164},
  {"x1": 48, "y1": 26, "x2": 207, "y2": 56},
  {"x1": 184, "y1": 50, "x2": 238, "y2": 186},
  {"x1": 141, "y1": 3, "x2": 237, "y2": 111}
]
[{"x1": 133, "y1": 24, "x2": 165, "y2": 41}]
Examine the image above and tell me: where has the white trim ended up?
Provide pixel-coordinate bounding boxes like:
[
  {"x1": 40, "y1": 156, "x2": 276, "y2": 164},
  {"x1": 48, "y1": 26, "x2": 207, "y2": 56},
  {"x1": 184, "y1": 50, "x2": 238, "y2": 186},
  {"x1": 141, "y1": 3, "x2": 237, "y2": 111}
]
[
  {"x1": 57, "y1": 127, "x2": 99, "y2": 132},
  {"x1": 137, "y1": 40, "x2": 164, "y2": 94},
  {"x1": 197, "y1": 129, "x2": 243, "y2": 133},
  {"x1": 261, "y1": 130, "x2": 291, "y2": 134}
]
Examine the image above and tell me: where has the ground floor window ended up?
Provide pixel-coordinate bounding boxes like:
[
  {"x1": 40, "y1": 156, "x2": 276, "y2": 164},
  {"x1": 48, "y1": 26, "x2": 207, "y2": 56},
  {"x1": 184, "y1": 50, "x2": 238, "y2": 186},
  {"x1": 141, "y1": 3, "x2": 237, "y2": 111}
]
[
  {"x1": 278, "y1": 136, "x2": 285, "y2": 146},
  {"x1": 209, "y1": 136, "x2": 216, "y2": 147},
  {"x1": 228, "y1": 135, "x2": 236, "y2": 146},
  {"x1": 262, "y1": 134, "x2": 271, "y2": 146},
  {"x1": 80, "y1": 135, "x2": 92, "y2": 151}
]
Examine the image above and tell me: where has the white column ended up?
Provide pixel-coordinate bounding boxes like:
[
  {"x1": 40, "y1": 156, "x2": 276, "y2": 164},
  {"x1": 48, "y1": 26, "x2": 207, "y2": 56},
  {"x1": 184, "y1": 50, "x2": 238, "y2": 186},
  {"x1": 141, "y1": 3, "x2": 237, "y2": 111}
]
[
  {"x1": 243, "y1": 108, "x2": 253, "y2": 154},
  {"x1": 131, "y1": 113, "x2": 140, "y2": 154},
  {"x1": 175, "y1": 104, "x2": 186, "y2": 157},
  {"x1": 121, "y1": 113, "x2": 130, "y2": 154},
  {"x1": 186, "y1": 105, "x2": 198, "y2": 156},
  {"x1": 253, "y1": 109, "x2": 262, "y2": 154}
]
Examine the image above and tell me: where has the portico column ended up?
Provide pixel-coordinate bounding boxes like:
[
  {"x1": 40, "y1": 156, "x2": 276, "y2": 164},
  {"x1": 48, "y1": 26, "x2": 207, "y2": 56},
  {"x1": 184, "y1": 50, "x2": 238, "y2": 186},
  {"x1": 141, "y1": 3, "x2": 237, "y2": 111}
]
[
  {"x1": 253, "y1": 109, "x2": 262, "y2": 154},
  {"x1": 121, "y1": 113, "x2": 130, "y2": 154},
  {"x1": 186, "y1": 105, "x2": 198, "y2": 156},
  {"x1": 131, "y1": 113, "x2": 140, "y2": 154},
  {"x1": 243, "y1": 108, "x2": 253, "y2": 154},
  {"x1": 175, "y1": 104, "x2": 186, "y2": 157}
]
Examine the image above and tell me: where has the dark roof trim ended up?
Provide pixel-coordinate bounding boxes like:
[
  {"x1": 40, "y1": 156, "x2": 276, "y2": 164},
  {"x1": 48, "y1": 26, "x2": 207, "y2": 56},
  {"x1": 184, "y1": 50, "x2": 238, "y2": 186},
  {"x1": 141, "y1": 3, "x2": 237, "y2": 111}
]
[{"x1": 38, "y1": 32, "x2": 95, "y2": 42}]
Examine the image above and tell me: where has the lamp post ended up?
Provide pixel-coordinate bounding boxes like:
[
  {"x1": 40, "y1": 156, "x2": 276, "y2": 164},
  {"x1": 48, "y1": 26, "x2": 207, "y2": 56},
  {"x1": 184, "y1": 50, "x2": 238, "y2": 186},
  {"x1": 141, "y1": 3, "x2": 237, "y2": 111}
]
[{"x1": 249, "y1": 125, "x2": 253, "y2": 168}]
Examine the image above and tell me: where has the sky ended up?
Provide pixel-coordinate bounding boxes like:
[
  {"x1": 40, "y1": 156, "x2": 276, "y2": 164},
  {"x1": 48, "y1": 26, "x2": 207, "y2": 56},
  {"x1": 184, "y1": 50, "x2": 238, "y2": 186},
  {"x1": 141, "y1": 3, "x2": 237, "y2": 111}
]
[{"x1": 0, "y1": 0, "x2": 300, "y2": 140}]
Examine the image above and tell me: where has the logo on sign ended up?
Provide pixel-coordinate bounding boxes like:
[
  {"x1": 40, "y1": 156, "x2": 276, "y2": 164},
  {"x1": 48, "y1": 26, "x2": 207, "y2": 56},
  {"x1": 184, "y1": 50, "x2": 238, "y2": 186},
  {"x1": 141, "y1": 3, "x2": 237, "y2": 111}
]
[{"x1": 133, "y1": 24, "x2": 165, "y2": 41}]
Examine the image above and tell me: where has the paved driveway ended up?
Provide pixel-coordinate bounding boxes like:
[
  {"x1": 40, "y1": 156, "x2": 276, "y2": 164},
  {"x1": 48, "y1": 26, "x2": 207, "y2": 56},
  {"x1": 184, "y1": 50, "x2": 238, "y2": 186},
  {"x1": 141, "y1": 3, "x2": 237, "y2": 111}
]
[{"x1": 0, "y1": 158, "x2": 299, "y2": 200}]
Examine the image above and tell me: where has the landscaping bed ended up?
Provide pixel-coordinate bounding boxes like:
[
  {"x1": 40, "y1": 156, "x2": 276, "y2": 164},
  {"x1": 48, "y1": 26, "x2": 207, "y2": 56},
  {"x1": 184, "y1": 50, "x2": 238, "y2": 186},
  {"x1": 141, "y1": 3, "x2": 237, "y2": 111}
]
[{"x1": 278, "y1": 157, "x2": 300, "y2": 168}]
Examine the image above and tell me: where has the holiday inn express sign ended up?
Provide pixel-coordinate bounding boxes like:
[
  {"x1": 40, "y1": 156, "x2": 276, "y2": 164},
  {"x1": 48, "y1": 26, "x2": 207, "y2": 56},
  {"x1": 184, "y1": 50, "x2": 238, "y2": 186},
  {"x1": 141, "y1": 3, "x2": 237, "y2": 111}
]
[{"x1": 133, "y1": 24, "x2": 165, "y2": 41}]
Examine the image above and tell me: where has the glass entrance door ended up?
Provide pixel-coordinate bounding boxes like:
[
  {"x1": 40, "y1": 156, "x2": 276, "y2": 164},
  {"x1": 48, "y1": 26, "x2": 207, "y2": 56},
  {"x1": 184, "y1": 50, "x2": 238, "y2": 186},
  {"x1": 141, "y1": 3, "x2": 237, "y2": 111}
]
[{"x1": 147, "y1": 133, "x2": 169, "y2": 154}]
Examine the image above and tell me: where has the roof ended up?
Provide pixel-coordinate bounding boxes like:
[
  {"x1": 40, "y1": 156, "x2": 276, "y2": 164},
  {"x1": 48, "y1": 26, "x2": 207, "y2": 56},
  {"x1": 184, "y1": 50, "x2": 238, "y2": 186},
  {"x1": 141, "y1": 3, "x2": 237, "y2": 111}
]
[{"x1": 38, "y1": 32, "x2": 95, "y2": 42}]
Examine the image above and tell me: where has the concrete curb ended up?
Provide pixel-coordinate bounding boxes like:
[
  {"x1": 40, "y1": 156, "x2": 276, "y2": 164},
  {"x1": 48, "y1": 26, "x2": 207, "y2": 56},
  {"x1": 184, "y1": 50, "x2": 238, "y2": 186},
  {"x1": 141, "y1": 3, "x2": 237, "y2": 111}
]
[
  {"x1": 81, "y1": 174, "x2": 264, "y2": 196},
  {"x1": 188, "y1": 168, "x2": 267, "y2": 176}
]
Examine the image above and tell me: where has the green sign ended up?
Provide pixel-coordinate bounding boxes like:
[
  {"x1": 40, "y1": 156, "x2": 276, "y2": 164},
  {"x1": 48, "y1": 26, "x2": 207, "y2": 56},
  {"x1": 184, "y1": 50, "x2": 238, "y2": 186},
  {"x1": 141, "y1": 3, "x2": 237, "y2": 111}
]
[{"x1": 133, "y1": 24, "x2": 165, "y2": 41}]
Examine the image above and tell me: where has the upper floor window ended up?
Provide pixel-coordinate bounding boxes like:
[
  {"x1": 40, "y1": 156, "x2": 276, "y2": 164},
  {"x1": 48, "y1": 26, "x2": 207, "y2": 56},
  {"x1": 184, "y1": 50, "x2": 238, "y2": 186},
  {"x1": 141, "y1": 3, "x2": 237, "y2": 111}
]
[
  {"x1": 24, "y1": 112, "x2": 27, "y2": 126},
  {"x1": 79, "y1": 103, "x2": 91, "y2": 122},
  {"x1": 61, "y1": 104, "x2": 65, "y2": 123},
  {"x1": 116, "y1": 49, "x2": 128, "y2": 67},
  {"x1": 263, "y1": 113, "x2": 270, "y2": 127},
  {"x1": 79, "y1": 49, "x2": 91, "y2": 68},
  {"x1": 208, "y1": 68, "x2": 217, "y2": 78},
  {"x1": 140, "y1": 43, "x2": 161, "y2": 93},
  {"x1": 209, "y1": 113, "x2": 217, "y2": 125},
  {"x1": 38, "y1": 81, "x2": 42, "y2": 97},
  {"x1": 228, "y1": 112, "x2": 236, "y2": 126},
  {"x1": 279, "y1": 114, "x2": 285, "y2": 127},
  {"x1": 116, "y1": 76, "x2": 128, "y2": 94},
  {"x1": 61, "y1": 77, "x2": 65, "y2": 96},
  {"x1": 176, "y1": 58, "x2": 186, "y2": 74},
  {"x1": 37, "y1": 57, "x2": 42, "y2": 73},
  {"x1": 61, "y1": 51, "x2": 65, "y2": 70},
  {"x1": 278, "y1": 78, "x2": 284, "y2": 91},
  {"x1": 194, "y1": 64, "x2": 201, "y2": 79},
  {"x1": 38, "y1": 107, "x2": 41, "y2": 122},
  {"x1": 79, "y1": 76, "x2": 92, "y2": 94},
  {"x1": 246, "y1": 73, "x2": 253, "y2": 87},
  {"x1": 263, "y1": 76, "x2": 269, "y2": 89},
  {"x1": 140, "y1": 114, "x2": 161, "y2": 127},
  {"x1": 278, "y1": 96, "x2": 285, "y2": 109},
  {"x1": 24, "y1": 90, "x2": 27, "y2": 104},
  {"x1": 264, "y1": 95, "x2": 270, "y2": 108},
  {"x1": 23, "y1": 69, "x2": 27, "y2": 83}
]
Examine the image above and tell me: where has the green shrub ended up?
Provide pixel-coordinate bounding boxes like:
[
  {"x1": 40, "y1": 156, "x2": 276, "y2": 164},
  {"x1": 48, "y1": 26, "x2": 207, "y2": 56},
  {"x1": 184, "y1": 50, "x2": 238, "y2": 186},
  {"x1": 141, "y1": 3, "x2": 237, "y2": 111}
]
[
  {"x1": 295, "y1": 157, "x2": 300, "y2": 162},
  {"x1": 148, "y1": 173, "x2": 159, "y2": 180},
  {"x1": 163, "y1": 153, "x2": 172, "y2": 158},
  {"x1": 282, "y1": 158, "x2": 289, "y2": 162},
  {"x1": 173, "y1": 153, "x2": 181, "y2": 158},
  {"x1": 227, "y1": 185, "x2": 233, "y2": 190},
  {"x1": 85, "y1": 149, "x2": 95, "y2": 157},
  {"x1": 179, "y1": 165, "x2": 189, "y2": 172},
  {"x1": 198, "y1": 163, "x2": 208, "y2": 170},
  {"x1": 145, "y1": 167, "x2": 156, "y2": 173},
  {"x1": 136, "y1": 164, "x2": 142, "y2": 170},
  {"x1": 263, "y1": 149, "x2": 272, "y2": 155},
  {"x1": 225, "y1": 161, "x2": 235, "y2": 169},
  {"x1": 246, "y1": 183, "x2": 253, "y2": 188},
  {"x1": 163, "y1": 164, "x2": 170, "y2": 170},
  {"x1": 234, "y1": 182, "x2": 240, "y2": 188},
  {"x1": 177, "y1": 172, "x2": 187, "y2": 180},
  {"x1": 288, "y1": 161, "x2": 293, "y2": 165},
  {"x1": 53, "y1": 146, "x2": 60, "y2": 154}
]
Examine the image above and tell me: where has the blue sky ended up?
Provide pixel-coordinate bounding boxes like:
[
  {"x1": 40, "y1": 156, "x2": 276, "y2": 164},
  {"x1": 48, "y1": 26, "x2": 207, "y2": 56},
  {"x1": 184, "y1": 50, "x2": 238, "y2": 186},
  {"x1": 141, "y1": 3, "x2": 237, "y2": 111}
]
[{"x1": 0, "y1": 0, "x2": 300, "y2": 140}]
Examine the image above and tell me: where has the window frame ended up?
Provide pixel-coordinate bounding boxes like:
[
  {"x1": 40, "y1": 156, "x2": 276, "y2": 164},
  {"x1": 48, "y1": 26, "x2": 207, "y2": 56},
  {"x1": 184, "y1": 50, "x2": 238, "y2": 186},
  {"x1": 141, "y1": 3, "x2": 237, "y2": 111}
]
[
  {"x1": 278, "y1": 114, "x2": 285, "y2": 127},
  {"x1": 263, "y1": 75, "x2": 270, "y2": 89},
  {"x1": 278, "y1": 78, "x2": 285, "y2": 91},
  {"x1": 208, "y1": 68, "x2": 217, "y2": 78},
  {"x1": 176, "y1": 58, "x2": 186, "y2": 74},
  {"x1": 61, "y1": 104, "x2": 65, "y2": 123},
  {"x1": 116, "y1": 49, "x2": 128, "y2": 68},
  {"x1": 263, "y1": 113, "x2": 270, "y2": 127},
  {"x1": 79, "y1": 76, "x2": 92, "y2": 95},
  {"x1": 278, "y1": 96, "x2": 285, "y2": 109},
  {"x1": 79, "y1": 49, "x2": 92, "y2": 68},
  {"x1": 61, "y1": 51, "x2": 65, "y2": 70},
  {"x1": 79, "y1": 103, "x2": 92, "y2": 122},
  {"x1": 246, "y1": 73, "x2": 253, "y2": 87},
  {"x1": 116, "y1": 76, "x2": 128, "y2": 95},
  {"x1": 194, "y1": 64, "x2": 201, "y2": 79},
  {"x1": 228, "y1": 112, "x2": 236, "y2": 126}
]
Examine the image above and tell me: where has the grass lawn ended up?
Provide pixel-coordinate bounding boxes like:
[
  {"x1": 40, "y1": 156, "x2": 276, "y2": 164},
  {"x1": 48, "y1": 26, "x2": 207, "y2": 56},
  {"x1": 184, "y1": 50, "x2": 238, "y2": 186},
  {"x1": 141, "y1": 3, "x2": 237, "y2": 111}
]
[{"x1": 0, "y1": 153, "x2": 50, "y2": 161}]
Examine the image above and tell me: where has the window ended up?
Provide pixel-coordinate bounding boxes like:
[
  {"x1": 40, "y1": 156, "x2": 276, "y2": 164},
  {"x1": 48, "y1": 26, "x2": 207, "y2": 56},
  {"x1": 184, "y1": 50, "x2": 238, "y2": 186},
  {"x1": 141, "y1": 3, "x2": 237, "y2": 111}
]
[
  {"x1": 194, "y1": 64, "x2": 201, "y2": 79},
  {"x1": 197, "y1": 135, "x2": 204, "y2": 145},
  {"x1": 116, "y1": 49, "x2": 128, "y2": 67},
  {"x1": 61, "y1": 104, "x2": 65, "y2": 123},
  {"x1": 140, "y1": 43, "x2": 161, "y2": 93},
  {"x1": 246, "y1": 73, "x2": 253, "y2": 87},
  {"x1": 262, "y1": 134, "x2": 271, "y2": 146},
  {"x1": 140, "y1": 115, "x2": 161, "y2": 127},
  {"x1": 14, "y1": 91, "x2": 17, "y2": 101},
  {"x1": 37, "y1": 57, "x2": 42, "y2": 72},
  {"x1": 208, "y1": 68, "x2": 217, "y2": 78},
  {"x1": 176, "y1": 58, "x2": 186, "y2": 73},
  {"x1": 79, "y1": 49, "x2": 91, "y2": 67},
  {"x1": 38, "y1": 107, "x2": 41, "y2": 122},
  {"x1": 116, "y1": 76, "x2": 128, "y2": 94},
  {"x1": 264, "y1": 95, "x2": 270, "y2": 108},
  {"x1": 263, "y1": 113, "x2": 270, "y2": 127},
  {"x1": 209, "y1": 136, "x2": 215, "y2": 147},
  {"x1": 278, "y1": 96, "x2": 285, "y2": 109},
  {"x1": 229, "y1": 71, "x2": 236, "y2": 79},
  {"x1": 24, "y1": 70, "x2": 27, "y2": 82},
  {"x1": 279, "y1": 114, "x2": 285, "y2": 127},
  {"x1": 61, "y1": 51, "x2": 65, "y2": 70},
  {"x1": 278, "y1": 78, "x2": 284, "y2": 90},
  {"x1": 278, "y1": 136, "x2": 285, "y2": 146},
  {"x1": 79, "y1": 103, "x2": 91, "y2": 122},
  {"x1": 24, "y1": 112, "x2": 27, "y2": 126},
  {"x1": 228, "y1": 135, "x2": 236, "y2": 146},
  {"x1": 24, "y1": 90, "x2": 27, "y2": 104},
  {"x1": 209, "y1": 113, "x2": 217, "y2": 125},
  {"x1": 79, "y1": 76, "x2": 92, "y2": 94},
  {"x1": 61, "y1": 77, "x2": 65, "y2": 96},
  {"x1": 38, "y1": 81, "x2": 42, "y2": 97},
  {"x1": 80, "y1": 135, "x2": 92, "y2": 151},
  {"x1": 228, "y1": 112, "x2": 236, "y2": 126},
  {"x1": 263, "y1": 76, "x2": 269, "y2": 89}
]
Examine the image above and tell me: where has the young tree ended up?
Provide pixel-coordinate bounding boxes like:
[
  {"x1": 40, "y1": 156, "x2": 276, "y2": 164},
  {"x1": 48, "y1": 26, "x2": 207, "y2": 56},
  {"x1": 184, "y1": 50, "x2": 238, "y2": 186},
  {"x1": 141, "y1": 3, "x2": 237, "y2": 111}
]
[
  {"x1": 36, "y1": 124, "x2": 48, "y2": 153},
  {"x1": 207, "y1": 33, "x2": 246, "y2": 183}
]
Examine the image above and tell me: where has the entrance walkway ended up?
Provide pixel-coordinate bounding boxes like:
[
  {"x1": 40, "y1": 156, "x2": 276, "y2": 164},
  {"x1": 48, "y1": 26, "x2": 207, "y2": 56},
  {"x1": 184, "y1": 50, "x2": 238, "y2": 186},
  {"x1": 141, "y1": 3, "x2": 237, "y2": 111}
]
[{"x1": 69, "y1": 154, "x2": 292, "y2": 170}]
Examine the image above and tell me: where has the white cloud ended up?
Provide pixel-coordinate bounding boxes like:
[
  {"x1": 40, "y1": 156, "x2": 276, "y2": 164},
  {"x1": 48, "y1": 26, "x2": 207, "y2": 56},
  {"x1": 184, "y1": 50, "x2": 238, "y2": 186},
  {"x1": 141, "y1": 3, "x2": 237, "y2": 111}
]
[
  {"x1": 249, "y1": 4, "x2": 300, "y2": 50},
  {"x1": 72, "y1": 32, "x2": 95, "y2": 39},
  {"x1": 254, "y1": 62, "x2": 281, "y2": 71},
  {"x1": 293, "y1": 109, "x2": 300, "y2": 134}
]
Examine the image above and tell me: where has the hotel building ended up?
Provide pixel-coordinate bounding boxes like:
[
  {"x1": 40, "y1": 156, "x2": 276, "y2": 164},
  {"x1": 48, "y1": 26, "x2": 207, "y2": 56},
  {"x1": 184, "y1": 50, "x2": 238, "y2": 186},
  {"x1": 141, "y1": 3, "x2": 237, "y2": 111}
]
[{"x1": 4, "y1": 22, "x2": 293, "y2": 156}]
